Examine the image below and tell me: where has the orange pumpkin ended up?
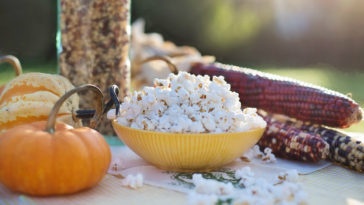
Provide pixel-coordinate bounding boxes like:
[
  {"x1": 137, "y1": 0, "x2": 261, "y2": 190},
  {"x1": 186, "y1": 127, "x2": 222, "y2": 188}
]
[
  {"x1": 0, "y1": 72, "x2": 81, "y2": 132},
  {"x1": 0, "y1": 84, "x2": 111, "y2": 196},
  {"x1": 0, "y1": 55, "x2": 22, "y2": 94}
]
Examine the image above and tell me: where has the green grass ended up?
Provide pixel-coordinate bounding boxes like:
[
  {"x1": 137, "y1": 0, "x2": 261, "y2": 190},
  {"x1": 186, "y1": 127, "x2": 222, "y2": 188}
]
[
  {"x1": 0, "y1": 62, "x2": 57, "y2": 84},
  {"x1": 1, "y1": 63, "x2": 363, "y2": 132}
]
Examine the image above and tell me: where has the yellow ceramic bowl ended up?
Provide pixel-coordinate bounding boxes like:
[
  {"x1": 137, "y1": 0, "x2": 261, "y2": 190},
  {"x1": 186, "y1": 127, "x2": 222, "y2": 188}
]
[{"x1": 112, "y1": 120, "x2": 265, "y2": 172}]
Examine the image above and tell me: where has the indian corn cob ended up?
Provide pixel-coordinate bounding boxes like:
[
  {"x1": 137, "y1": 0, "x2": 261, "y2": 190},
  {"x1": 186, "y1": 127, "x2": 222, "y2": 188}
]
[
  {"x1": 190, "y1": 62, "x2": 363, "y2": 128},
  {"x1": 270, "y1": 114, "x2": 364, "y2": 172},
  {"x1": 258, "y1": 116, "x2": 329, "y2": 162},
  {"x1": 257, "y1": 115, "x2": 329, "y2": 162}
]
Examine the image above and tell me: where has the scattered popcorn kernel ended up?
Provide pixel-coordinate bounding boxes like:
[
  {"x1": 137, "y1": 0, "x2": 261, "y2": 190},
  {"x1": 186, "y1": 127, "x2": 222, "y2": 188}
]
[{"x1": 121, "y1": 174, "x2": 144, "y2": 189}]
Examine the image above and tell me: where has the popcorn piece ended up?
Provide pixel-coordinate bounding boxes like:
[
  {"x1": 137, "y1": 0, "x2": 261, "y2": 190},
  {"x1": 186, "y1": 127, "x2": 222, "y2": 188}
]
[
  {"x1": 242, "y1": 145, "x2": 276, "y2": 164},
  {"x1": 243, "y1": 145, "x2": 264, "y2": 160},
  {"x1": 235, "y1": 167, "x2": 254, "y2": 179},
  {"x1": 277, "y1": 170, "x2": 299, "y2": 183},
  {"x1": 262, "y1": 147, "x2": 277, "y2": 163},
  {"x1": 110, "y1": 157, "x2": 123, "y2": 172},
  {"x1": 192, "y1": 174, "x2": 235, "y2": 195},
  {"x1": 121, "y1": 173, "x2": 144, "y2": 189},
  {"x1": 107, "y1": 109, "x2": 117, "y2": 120},
  {"x1": 235, "y1": 167, "x2": 256, "y2": 187}
]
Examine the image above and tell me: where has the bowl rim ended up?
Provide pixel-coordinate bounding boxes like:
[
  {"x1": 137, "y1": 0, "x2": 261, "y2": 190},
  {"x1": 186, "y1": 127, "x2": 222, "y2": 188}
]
[{"x1": 111, "y1": 119, "x2": 266, "y2": 136}]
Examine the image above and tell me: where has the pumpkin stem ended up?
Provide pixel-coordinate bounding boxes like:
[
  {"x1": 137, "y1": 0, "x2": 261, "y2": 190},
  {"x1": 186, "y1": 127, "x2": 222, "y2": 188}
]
[
  {"x1": 45, "y1": 84, "x2": 104, "y2": 133},
  {"x1": 139, "y1": 56, "x2": 179, "y2": 75},
  {"x1": 0, "y1": 55, "x2": 22, "y2": 76}
]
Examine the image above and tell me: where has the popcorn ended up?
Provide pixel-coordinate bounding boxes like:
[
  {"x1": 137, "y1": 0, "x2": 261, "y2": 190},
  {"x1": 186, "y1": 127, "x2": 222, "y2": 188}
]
[
  {"x1": 109, "y1": 72, "x2": 266, "y2": 133},
  {"x1": 277, "y1": 169, "x2": 299, "y2": 183},
  {"x1": 192, "y1": 174, "x2": 235, "y2": 195},
  {"x1": 188, "y1": 168, "x2": 307, "y2": 205},
  {"x1": 242, "y1": 145, "x2": 277, "y2": 164},
  {"x1": 235, "y1": 167, "x2": 256, "y2": 187},
  {"x1": 262, "y1": 147, "x2": 277, "y2": 163},
  {"x1": 121, "y1": 174, "x2": 144, "y2": 189},
  {"x1": 235, "y1": 167, "x2": 254, "y2": 179}
]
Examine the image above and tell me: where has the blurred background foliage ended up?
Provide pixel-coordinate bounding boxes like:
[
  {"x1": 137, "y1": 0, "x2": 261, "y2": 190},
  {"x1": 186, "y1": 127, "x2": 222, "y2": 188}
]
[
  {"x1": 0, "y1": 0, "x2": 363, "y2": 130},
  {"x1": 132, "y1": 0, "x2": 364, "y2": 68},
  {"x1": 1, "y1": 0, "x2": 364, "y2": 68}
]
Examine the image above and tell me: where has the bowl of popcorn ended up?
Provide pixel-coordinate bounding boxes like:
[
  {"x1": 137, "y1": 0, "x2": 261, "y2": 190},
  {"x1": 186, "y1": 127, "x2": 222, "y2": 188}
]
[{"x1": 108, "y1": 72, "x2": 266, "y2": 172}]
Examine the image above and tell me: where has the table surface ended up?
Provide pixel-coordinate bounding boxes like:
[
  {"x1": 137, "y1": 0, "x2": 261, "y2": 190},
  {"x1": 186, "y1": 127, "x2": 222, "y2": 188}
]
[{"x1": 1, "y1": 135, "x2": 364, "y2": 205}]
